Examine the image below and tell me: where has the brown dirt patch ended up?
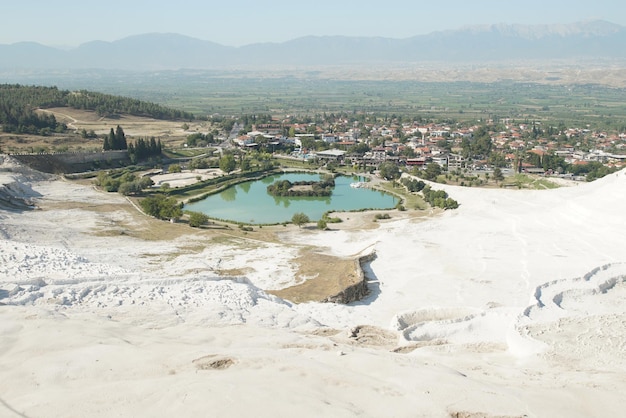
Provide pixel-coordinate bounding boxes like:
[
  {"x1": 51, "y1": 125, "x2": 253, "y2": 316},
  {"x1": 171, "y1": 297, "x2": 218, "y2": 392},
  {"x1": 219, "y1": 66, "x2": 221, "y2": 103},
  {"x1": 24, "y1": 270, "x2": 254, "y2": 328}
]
[
  {"x1": 268, "y1": 249, "x2": 359, "y2": 303},
  {"x1": 0, "y1": 131, "x2": 101, "y2": 154},
  {"x1": 1, "y1": 107, "x2": 213, "y2": 153},
  {"x1": 192, "y1": 355, "x2": 236, "y2": 370}
]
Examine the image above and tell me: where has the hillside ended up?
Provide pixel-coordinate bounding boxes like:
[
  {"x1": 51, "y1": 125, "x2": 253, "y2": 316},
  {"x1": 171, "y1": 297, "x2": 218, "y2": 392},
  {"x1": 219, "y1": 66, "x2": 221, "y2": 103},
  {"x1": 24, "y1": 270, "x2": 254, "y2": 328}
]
[{"x1": 0, "y1": 85, "x2": 195, "y2": 130}]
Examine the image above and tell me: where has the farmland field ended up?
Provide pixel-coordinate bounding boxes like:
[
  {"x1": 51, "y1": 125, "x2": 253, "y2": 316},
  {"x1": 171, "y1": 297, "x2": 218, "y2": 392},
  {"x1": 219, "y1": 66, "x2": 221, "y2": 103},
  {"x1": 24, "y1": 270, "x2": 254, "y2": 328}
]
[{"x1": 4, "y1": 67, "x2": 626, "y2": 131}]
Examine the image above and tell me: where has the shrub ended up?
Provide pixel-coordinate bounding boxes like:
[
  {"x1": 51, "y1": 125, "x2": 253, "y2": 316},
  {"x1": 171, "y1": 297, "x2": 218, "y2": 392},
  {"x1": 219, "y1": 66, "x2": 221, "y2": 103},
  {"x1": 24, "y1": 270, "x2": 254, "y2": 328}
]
[
  {"x1": 291, "y1": 212, "x2": 310, "y2": 228},
  {"x1": 400, "y1": 177, "x2": 425, "y2": 192},
  {"x1": 140, "y1": 195, "x2": 183, "y2": 220},
  {"x1": 188, "y1": 211, "x2": 209, "y2": 228},
  {"x1": 421, "y1": 185, "x2": 459, "y2": 210},
  {"x1": 168, "y1": 163, "x2": 182, "y2": 173}
]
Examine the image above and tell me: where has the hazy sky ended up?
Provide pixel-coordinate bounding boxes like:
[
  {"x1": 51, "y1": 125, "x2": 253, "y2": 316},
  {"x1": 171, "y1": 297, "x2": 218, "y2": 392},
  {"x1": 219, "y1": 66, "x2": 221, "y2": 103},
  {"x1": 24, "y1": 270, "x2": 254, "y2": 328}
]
[{"x1": 3, "y1": 0, "x2": 625, "y2": 47}]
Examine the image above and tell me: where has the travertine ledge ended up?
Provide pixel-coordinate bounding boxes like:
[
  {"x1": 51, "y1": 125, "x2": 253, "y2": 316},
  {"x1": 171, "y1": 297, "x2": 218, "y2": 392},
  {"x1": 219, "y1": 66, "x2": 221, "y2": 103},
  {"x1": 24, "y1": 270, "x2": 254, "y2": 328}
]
[{"x1": 322, "y1": 251, "x2": 376, "y2": 304}]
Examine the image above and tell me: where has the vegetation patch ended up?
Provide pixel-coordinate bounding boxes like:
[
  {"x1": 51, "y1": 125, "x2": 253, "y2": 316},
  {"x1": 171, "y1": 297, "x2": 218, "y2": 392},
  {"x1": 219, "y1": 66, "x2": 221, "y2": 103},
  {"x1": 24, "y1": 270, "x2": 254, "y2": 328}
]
[
  {"x1": 192, "y1": 355, "x2": 236, "y2": 371},
  {"x1": 267, "y1": 174, "x2": 335, "y2": 197},
  {"x1": 501, "y1": 174, "x2": 559, "y2": 189},
  {"x1": 422, "y1": 186, "x2": 459, "y2": 210},
  {"x1": 186, "y1": 211, "x2": 209, "y2": 227},
  {"x1": 139, "y1": 195, "x2": 183, "y2": 220}
]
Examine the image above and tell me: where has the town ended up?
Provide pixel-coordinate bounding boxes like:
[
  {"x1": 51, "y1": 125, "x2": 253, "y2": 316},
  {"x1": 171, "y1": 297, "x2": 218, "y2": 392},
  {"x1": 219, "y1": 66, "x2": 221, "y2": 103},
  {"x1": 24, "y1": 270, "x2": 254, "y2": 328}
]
[{"x1": 229, "y1": 113, "x2": 626, "y2": 182}]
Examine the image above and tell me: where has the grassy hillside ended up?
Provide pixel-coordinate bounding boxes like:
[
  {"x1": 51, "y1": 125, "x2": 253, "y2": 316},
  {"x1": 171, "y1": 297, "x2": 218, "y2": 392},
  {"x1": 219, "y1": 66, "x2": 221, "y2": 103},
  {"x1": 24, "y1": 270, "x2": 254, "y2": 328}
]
[{"x1": 0, "y1": 84, "x2": 195, "y2": 135}]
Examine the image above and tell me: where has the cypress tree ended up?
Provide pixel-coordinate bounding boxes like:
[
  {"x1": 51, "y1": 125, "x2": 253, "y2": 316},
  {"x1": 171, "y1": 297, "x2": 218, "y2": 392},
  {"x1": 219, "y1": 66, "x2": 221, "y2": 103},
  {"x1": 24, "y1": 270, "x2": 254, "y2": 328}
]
[
  {"x1": 149, "y1": 137, "x2": 158, "y2": 155},
  {"x1": 108, "y1": 128, "x2": 116, "y2": 150},
  {"x1": 115, "y1": 125, "x2": 127, "y2": 150},
  {"x1": 127, "y1": 142, "x2": 136, "y2": 162},
  {"x1": 136, "y1": 138, "x2": 148, "y2": 159}
]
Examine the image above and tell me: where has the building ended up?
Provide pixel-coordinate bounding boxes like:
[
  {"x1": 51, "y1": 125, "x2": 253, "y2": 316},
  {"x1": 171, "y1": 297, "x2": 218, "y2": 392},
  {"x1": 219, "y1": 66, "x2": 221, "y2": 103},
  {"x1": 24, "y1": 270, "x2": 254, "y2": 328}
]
[
  {"x1": 432, "y1": 155, "x2": 448, "y2": 168},
  {"x1": 447, "y1": 154, "x2": 465, "y2": 171},
  {"x1": 315, "y1": 149, "x2": 346, "y2": 162}
]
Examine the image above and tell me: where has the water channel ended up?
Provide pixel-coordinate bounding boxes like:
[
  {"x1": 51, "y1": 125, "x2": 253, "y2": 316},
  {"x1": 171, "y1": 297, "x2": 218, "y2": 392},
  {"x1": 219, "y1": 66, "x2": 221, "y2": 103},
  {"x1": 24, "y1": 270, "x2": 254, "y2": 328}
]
[{"x1": 184, "y1": 172, "x2": 399, "y2": 224}]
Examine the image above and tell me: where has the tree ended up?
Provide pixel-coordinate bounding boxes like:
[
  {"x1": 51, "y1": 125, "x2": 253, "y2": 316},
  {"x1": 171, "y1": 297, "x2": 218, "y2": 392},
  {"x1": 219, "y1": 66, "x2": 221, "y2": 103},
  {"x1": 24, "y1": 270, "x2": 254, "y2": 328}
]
[
  {"x1": 188, "y1": 211, "x2": 209, "y2": 228},
  {"x1": 317, "y1": 218, "x2": 328, "y2": 230},
  {"x1": 350, "y1": 142, "x2": 370, "y2": 155},
  {"x1": 421, "y1": 162, "x2": 442, "y2": 181},
  {"x1": 139, "y1": 177, "x2": 154, "y2": 189},
  {"x1": 255, "y1": 134, "x2": 268, "y2": 148},
  {"x1": 219, "y1": 154, "x2": 236, "y2": 173},
  {"x1": 436, "y1": 139, "x2": 451, "y2": 152},
  {"x1": 104, "y1": 128, "x2": 115, "y2": 150},
  {"x1": 118, "y1": 180, "x2": 143, "y2": 196},
  {"x1": 168, "y1": 163, "x2": 182, "y2": 173},
  {"x1": 149, "y1": 137, "x2": 161, "y2": 155},
  {"x1": 299, "y1": 136, "x2": 317, "y2": 150},
  {"x1": 240, "y1": 158, "x2": 251, "y2": 172},
  {"x1": 115, "y1": 125, "x2": 127, "y2": 150},
  {"x1": 461, "y1": 125, "x2": 492, "y2": 159},
  {"x1": 140, "y1": 195, "x2": 182, "y2": 220},
  {"x1": 291, "y1": 212, "x2": 310, "y2": 228},
  {"x1": 401, "y1": 177, "x2": 425, "y2": 192},
  {"x1": 444, "y1": 198, "x2": 459, "y2": 209},
  {"x1": 378, "y1": 161, "x2": 400, "y2": 180},
  {"x1": 473, "y1": 129, "x2": 492, "y2": 157},
  {"x1": 493, "y1": 167, "x2": 504, "y2": 182},
  {"x1": 488, "y1": 152, "x2": 507, "y2": 168},
  {"x1": 104, "y1": 126, "x2": 128, "y2": 150}
]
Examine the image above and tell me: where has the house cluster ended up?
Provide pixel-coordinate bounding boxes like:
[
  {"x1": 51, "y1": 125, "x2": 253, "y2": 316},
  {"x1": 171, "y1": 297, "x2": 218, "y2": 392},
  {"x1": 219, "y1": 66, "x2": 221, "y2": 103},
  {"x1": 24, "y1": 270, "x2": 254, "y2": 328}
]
[{"x1": 231, "y1": 117, "x2": 626, "y2": 173}]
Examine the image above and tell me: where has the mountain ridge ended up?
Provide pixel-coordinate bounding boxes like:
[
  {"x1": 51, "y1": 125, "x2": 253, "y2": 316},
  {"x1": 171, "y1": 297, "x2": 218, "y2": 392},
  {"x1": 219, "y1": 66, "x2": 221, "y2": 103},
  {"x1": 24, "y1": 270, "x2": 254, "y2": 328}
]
[
  {"x1": 453, "y1": 19, "x2": 624, "y2": 39},
  {"x1": 1, "y1": 20, "x2": 625, "y2": 71}
]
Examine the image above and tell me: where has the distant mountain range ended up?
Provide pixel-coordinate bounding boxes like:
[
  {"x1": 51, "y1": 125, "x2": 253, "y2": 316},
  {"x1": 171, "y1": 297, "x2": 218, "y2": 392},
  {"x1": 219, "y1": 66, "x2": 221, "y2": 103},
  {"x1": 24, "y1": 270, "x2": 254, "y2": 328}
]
[{"x1": 1, "y1": 20, "x2": 625, "y2": 71}]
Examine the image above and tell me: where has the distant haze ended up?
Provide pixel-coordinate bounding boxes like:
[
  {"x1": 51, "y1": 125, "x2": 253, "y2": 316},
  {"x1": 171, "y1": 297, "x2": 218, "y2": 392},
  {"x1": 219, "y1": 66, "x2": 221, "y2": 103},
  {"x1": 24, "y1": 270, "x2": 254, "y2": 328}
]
[
  {"x1": 1, "y1": 21, "x2": 625, "y2": 71},
  {"x1": 1, "y1": 0, "x2": 625, "y2": 47}
]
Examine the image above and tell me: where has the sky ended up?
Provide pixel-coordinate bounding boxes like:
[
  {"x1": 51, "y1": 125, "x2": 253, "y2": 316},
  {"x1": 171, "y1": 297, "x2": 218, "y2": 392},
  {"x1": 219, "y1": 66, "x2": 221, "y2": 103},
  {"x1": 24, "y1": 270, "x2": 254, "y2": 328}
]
[{"x1": 2, "y1": 0, "x2": 625, "y2": 47}]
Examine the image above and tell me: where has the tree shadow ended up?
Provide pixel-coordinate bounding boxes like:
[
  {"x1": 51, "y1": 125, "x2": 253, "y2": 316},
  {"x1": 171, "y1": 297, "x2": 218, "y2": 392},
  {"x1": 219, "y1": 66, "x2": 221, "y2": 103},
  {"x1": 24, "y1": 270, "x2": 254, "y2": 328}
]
[{"x1": 301, "y1": 225, "x2": 320, "y2": 231}]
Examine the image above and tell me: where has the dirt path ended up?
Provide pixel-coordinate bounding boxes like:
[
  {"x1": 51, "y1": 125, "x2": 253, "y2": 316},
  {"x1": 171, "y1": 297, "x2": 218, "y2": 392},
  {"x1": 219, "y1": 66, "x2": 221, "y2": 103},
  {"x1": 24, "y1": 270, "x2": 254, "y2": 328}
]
[{"x1": 39, "y1": 108, "x2": 79, "y2": 132}]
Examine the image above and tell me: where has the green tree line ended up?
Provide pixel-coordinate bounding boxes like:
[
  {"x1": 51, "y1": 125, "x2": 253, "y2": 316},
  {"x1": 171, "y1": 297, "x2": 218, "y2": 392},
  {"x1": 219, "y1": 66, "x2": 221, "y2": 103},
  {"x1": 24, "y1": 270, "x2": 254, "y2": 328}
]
[
  {"x1": 422, "y1": 185, "x2": 459, "y2": 210},
  {"x1": 65, "y1": 90, "x2": 194, "y2": 120},
  {"x1": 0, "y1": 84, "x2": 194, "y2": 135},
  {"x1": 103, "y1": 125, "x2": 128, "y2": 150},
  {"x1": 102, "y1": 125, "x2": 163, "y2": 162},
  {"x1": 267, "y1": 175, "x2": 335, "y2": 197},
  {"x1": 0, "y1": 85, "x2": 66, "y2": 134},
  {"x1": 127, "y1": 136, "x2": 163, "y2": 163}
]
